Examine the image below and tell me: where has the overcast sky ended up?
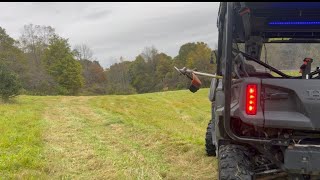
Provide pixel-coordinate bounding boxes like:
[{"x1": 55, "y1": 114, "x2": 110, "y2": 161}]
[{"x1": 0, "y1": 2, "x2": 220, "y2": 68}]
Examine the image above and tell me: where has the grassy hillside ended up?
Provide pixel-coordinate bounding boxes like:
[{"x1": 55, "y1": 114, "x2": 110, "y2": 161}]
[
  {"x1": 271, "y1": 69, "x2": 300, "y2": 77},
  {"x1": 0, "y1": 89, "x2": 217, "y2": 179}
]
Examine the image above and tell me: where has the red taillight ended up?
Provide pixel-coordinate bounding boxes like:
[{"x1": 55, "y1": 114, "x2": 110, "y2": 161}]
[{"x1": 246, "y1": 84, "x2": 257, "y2": 115}]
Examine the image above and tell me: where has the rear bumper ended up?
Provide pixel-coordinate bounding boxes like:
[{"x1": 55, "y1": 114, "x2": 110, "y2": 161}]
[{"x1": 284, "y1": 145, "x2": 320, "y2": 175}]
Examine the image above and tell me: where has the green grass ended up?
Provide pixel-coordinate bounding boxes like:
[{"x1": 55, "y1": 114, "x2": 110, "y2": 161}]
[
  {"x1": 0, "y1": 89, "x2": 217, "y2": 179},
  {"x1": 88, "y1": 89, "x2": 216, "y2": 179},
  {"x1": 283, "y1": 70, "x2": 301, "y2": 77},
  {"x1": 0, "y1": 96, "x2": 48, "y2": 179},
  {"x1": 271, "y1": 69, "x2": 300, "y2": 77}
]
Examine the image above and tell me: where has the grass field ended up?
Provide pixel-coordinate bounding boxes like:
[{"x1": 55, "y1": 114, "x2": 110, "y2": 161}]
[
  {"x1": 270, "y1": 69, "x2": 300, "y2": 77},
  {"x1": 0, "y1": 89, "x2": 217, "y2": 179}
]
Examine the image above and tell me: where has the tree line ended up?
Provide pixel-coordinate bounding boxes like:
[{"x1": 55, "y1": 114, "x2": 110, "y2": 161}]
[{"x1": 0, "y1": 24, "x2": 216, "y2": 100}]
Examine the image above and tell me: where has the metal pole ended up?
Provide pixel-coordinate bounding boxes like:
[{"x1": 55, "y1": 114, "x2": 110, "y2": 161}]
[
  {"x1": 174, "y1": 66, "x2": 225, "y2": 79},
  {"x1": 222, "y1": 2, "x2": 270, "y2": 144},
  {"x1": 223, "y1": 2, "x2": 233, "y2": 139},
  {"x1": 192, "y1": 71, "x2": 224, "y2": 79}
]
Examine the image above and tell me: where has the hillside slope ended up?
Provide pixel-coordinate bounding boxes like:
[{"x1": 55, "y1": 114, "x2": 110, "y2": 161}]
[{"x1": 0, "y1": 89, "x2": 217, "y2": 179}]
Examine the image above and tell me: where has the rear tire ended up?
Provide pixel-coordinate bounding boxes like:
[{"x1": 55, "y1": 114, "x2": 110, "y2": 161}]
[
  {"x1": 218, "y1": 144, "x2": 254, "y2": 180},
  {"x1": 205, "y1": 121, "x2": 216, "y2": 156}
]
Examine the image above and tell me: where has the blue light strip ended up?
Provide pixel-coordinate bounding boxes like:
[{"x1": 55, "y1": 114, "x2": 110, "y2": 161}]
[{"x1": 269, "y1": 21, "x2": 320, "y2": 25}]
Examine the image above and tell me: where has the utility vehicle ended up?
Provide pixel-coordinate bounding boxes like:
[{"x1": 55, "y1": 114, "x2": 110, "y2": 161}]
[{"x1": 177, "y1": 2, "x2": 320, "y2": 179}]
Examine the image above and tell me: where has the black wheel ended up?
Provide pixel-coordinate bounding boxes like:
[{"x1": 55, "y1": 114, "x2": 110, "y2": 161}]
[
  {"x1": 218, "y1": 144, "x2": 254, "y2": 180},
  {"x1": 205, "y1": 120, "x2": 216, "y2": 156}
]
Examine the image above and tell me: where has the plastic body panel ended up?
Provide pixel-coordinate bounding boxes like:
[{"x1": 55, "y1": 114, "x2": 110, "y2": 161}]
[{"x1": 262, "y1": 79, "x2": 320, "y2": 130}]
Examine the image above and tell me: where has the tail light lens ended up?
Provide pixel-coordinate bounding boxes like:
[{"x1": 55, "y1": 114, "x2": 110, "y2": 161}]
[{"x1": 246, "y1": 84, "x2": 257, "y2": 115}]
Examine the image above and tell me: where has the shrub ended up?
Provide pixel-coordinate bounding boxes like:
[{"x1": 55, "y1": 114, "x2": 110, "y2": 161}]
[{"x1": 0, "y1": 65, "x2": 22, "y2": 102}]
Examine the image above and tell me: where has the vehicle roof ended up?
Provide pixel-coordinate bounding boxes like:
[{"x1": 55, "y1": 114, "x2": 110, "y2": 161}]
[
  {"x1": 234, "y1": 2, "x2": 320, "y2": 41},
  {"x1": 245, "y1": 2, "x2": 320, "y2": 10}
]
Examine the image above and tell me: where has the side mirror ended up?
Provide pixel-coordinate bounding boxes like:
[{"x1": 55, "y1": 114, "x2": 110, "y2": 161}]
[
  {"x1": 210, "y1": 50, "x2": 217, "y2": 64},
  {"x1": 189, "y1": 73, "x2": 202, "y2": 93}
]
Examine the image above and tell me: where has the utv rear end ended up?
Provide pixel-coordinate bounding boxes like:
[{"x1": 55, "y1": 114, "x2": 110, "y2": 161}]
[{"x1": 180, "y1": 2, "x2": 320, "y2": 180}]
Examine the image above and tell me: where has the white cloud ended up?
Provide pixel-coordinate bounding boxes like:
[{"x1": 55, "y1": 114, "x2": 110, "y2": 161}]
[{"x1": 0, "y1": 2, "x2": 220, "y2": 67}]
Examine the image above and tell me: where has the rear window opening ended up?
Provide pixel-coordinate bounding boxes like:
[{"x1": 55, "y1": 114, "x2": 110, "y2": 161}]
[{"x1": 234, "y1": 43, "x2": 320, "y2": 79}]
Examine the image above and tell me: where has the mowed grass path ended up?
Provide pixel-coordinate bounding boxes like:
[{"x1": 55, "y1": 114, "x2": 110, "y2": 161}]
[{"x1": 0, "y1": 89, "x2": 217, "y2": 179}]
